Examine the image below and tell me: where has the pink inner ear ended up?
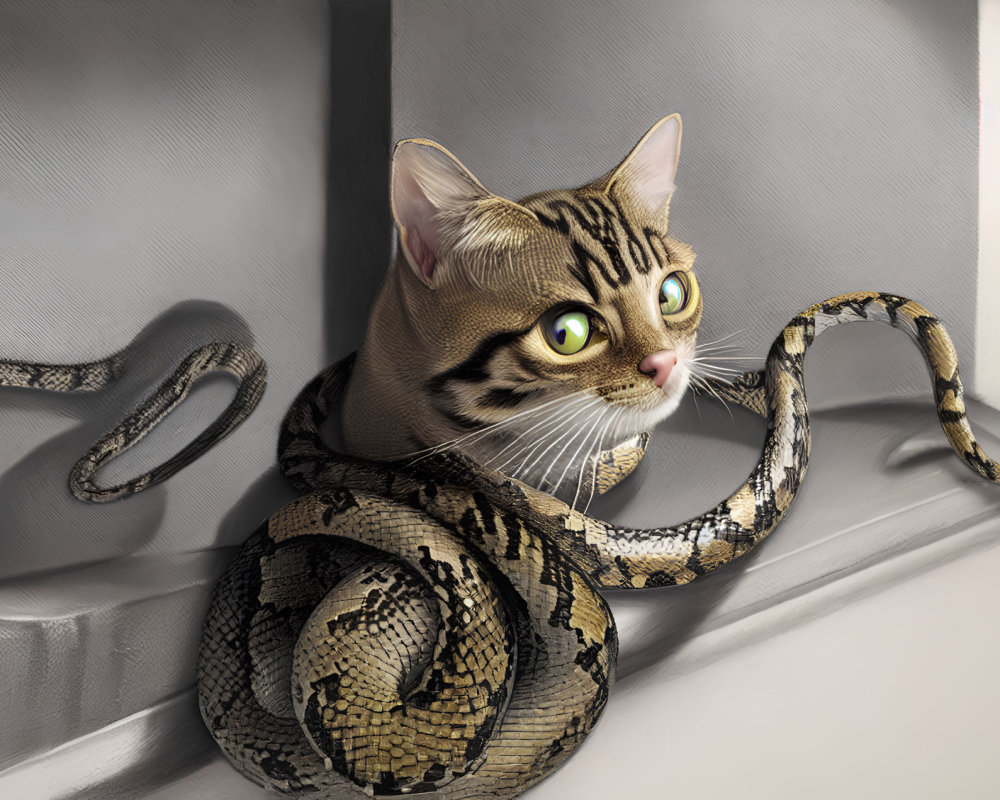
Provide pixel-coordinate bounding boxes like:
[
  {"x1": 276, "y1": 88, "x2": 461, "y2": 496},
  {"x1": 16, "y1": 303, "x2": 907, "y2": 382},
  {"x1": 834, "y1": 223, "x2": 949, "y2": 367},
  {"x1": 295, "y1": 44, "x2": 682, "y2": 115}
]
[{"x1": 403, "y1": 226, "x2": 437, "y2": 280}]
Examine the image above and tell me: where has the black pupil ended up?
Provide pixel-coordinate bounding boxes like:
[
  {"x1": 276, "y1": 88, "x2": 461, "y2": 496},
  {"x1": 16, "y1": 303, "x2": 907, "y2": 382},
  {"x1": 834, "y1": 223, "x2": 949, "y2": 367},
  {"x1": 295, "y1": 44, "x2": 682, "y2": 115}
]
[{"x1": 555, "y1": 327, "x2": 566, "y2": 345}]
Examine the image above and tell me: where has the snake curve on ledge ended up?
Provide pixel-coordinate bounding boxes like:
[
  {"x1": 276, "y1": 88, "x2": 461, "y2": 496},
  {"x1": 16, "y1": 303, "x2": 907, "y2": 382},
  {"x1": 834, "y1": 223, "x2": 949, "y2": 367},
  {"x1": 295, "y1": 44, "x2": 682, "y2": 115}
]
[
  {"x1": 1, "y1": 341, "x2": 266, "y2": 502},
  {"x1": 197, "y1": 292, "x2": 1000, "y2": 799}
]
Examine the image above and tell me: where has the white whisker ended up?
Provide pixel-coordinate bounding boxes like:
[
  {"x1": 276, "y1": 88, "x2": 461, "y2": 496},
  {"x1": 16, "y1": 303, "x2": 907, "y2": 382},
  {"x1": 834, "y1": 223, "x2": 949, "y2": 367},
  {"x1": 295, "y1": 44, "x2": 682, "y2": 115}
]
[
  {"x1": 690, "y1": 360, "x2": 745, "y2": 377},
  {"x1": 573, "y1": 406, "x2": 620, "y2": 511},
  {"x1": 505, "y1": 400, "x2": 605, "y2": 480},
  {"x1": 694, "y1": 346, "x2": 741, "y2": 357},
  {"x1": 532, "y1": 405, "x2": 605, "y2": 490},
  {"x1": 485, "y1": 395, "x2": 597, "y2": 464},
  {"x1": 695, "y1": 329, "x2": 746, "y2": 348},
  {"x1": 585, "y1": 408, "x2": 624, "y2": 514},
  {"x1": 492, "y1": 400, "x2": 595, "y2": 473},
  {"x1": 404, "y1": 391, "x2": 593, "y2": 463},
  {"x1": 690, "y1": 363, "x2": 743, "y2": 375},
  {"x1": 689, "y1": 373, "x2": 734, "y2": 420},
  {"x1": 551, "y1": 404, "x2": 610, "y2": 498}
]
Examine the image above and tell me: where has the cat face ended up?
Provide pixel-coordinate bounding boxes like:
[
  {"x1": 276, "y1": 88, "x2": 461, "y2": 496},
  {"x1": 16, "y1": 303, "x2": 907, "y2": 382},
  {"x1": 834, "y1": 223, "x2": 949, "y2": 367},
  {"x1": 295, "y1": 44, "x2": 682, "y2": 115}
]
[{"x1": 345, "y1": 115, "x2": 701, "y2": 494}]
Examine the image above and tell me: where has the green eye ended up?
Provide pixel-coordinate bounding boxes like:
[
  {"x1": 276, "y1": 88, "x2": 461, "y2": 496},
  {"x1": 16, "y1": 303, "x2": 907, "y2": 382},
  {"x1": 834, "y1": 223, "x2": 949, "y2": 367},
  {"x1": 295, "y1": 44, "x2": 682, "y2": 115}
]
[
  {"x1": 545, "y1": 309, "x2": 591, "y2": 355},
  {"x1": 659, "y1": 273, "x2": 687, "y2": 315}
]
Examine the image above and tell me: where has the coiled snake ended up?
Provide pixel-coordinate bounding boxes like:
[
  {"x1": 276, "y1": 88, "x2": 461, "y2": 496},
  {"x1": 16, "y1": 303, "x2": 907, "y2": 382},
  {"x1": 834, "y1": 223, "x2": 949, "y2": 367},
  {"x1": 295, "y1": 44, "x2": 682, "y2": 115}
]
[{"x1": 197, "y1": 292, "x2": 999, "y2": 798}]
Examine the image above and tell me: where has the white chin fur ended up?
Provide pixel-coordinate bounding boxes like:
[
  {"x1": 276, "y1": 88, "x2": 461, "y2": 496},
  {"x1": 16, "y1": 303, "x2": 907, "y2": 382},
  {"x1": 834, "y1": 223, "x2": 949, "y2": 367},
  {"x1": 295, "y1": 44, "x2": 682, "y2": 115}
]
[{"x1": 610, "y1": 364, "x2": 691, "y2": 440}]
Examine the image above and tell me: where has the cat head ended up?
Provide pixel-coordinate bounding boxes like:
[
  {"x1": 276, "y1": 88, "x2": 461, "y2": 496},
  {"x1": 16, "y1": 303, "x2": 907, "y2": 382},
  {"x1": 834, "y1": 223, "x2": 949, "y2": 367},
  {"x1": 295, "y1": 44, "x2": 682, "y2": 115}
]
[{"x1": 349, "y1": 115, "x2": 702, "y2": 491}]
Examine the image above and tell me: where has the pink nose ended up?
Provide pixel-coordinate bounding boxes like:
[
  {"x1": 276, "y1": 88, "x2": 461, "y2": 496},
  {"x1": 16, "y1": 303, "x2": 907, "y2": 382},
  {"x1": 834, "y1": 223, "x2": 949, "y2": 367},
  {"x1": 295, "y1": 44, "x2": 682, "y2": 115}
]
[{"x1": 639, "y1": 350, "x2": 677, "y2": 389}]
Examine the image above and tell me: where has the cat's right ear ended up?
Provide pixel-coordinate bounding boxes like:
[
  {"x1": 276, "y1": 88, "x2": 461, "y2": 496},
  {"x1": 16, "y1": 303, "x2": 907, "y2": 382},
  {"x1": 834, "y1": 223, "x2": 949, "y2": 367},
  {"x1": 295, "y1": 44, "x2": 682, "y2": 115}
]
[
  {"x1": 604, "y1": 114, "x2": 682, "y2": 224},
  {"x1": 390, "y1": 138, "x2": 490, "y2": 284}
]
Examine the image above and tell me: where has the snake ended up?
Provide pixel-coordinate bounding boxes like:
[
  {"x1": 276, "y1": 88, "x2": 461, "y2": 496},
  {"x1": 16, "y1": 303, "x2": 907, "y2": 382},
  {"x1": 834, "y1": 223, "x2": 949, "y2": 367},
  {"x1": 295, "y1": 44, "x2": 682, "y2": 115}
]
[
  {"x1": 1, "y1": 341, "x2": 266, "y2": 502},
  {"x1": 196, "y1": 291, "x2": 998, "y2": 799}
]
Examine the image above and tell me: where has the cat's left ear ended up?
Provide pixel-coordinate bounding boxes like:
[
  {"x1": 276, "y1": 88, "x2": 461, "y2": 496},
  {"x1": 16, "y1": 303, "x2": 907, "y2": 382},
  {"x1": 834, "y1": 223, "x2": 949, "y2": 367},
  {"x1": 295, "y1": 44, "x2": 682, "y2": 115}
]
[{"x1": 604, "y1": 114, "x2": 682, "y2": 223}]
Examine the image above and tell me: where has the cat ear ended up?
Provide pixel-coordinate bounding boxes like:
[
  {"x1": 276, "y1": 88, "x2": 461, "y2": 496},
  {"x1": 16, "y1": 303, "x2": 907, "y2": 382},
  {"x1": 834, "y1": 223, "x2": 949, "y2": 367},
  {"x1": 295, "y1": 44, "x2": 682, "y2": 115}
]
[
  {"x1": 605, "y1": 114, "x2": 682, "y2": 221},
  {"x1": 390, "y1": 138, "x2": 491, "y2": 283}
]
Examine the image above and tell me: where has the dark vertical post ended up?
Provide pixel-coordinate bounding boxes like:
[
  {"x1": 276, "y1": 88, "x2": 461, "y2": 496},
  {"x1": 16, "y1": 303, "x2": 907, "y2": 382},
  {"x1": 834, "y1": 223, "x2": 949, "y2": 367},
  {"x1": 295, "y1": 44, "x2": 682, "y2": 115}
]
[{"x1": 324, "y1": 0, "x2": 392, "y2": 361}]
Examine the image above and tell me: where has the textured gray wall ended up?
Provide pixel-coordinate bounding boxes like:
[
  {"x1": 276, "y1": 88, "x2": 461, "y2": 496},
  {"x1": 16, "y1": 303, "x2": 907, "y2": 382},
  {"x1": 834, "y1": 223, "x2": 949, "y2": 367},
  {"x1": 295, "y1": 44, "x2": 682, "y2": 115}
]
[
  {"x1": 0, "y1": 0, "x2": 384, "y2": 771},
  {"x1": 392, "y1": 0, "x2": 980, "y2": 408},
  {"x1": 0, "y1": 0, "x2": 330, "y2": 567},
  {"x1": 0, "y1": 0, "x2": 391, "y2": 568}
]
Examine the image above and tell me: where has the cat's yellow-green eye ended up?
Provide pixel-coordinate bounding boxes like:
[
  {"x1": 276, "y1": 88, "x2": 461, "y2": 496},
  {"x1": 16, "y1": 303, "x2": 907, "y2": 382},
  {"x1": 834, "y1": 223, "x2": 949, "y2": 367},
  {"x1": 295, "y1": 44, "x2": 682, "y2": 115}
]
[
  {"x1": 544, "y1": 309, "x2": 591, "y2": 355},
  {"x1": 659, "y1": 272, "x2": 688, "y2": 316}
]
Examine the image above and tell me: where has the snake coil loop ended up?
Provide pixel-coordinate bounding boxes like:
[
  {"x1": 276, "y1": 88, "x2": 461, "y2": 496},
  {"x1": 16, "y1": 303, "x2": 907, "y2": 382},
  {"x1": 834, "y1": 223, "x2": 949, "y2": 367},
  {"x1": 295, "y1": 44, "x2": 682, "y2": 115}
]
[{"x1": 200, "y1": 480, "x2": 617, "y2": 798}]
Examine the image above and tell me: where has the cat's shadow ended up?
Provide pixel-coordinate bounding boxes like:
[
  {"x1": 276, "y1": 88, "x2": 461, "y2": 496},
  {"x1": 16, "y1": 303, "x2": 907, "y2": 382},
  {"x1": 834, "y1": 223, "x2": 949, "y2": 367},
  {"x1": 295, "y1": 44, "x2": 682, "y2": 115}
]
[{"x1": 0, "y1": 300, "x2": 262, "y2": 581}]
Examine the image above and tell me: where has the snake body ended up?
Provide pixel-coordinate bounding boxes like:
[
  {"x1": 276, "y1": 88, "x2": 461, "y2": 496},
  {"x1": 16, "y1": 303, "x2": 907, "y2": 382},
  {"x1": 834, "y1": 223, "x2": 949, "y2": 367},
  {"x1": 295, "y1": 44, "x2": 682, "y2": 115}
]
[
  {"x1": 1, "y1": 341, "x2": 266, "y2": 502},
  {"x1": 198, "y1": 293, "x2": 999, "y2": 798}
]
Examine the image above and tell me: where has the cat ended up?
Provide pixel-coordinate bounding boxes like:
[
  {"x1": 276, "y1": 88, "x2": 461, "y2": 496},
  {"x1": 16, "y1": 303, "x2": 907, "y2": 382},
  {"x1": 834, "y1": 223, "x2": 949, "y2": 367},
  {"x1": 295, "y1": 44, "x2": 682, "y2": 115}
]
[
  {"x1": 342, "y1": 114, "x2": 711, "y2": 506},
  {"x1": 203, "y1": 116, "x2": 999, "y2": 800}
]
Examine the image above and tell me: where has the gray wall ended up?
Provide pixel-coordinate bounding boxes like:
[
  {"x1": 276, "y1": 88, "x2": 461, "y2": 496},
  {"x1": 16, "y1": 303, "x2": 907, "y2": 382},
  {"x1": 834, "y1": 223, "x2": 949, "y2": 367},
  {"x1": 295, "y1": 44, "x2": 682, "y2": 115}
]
[
  {"x1": 0, "y1": 0, "x2": 388, "y2": 771},
  {"x1": 393, "y1": 0, "x2": 980, "y2": 409},
  {"x1": 1, "y1": 0, "x2": 329, "y2": 568}
]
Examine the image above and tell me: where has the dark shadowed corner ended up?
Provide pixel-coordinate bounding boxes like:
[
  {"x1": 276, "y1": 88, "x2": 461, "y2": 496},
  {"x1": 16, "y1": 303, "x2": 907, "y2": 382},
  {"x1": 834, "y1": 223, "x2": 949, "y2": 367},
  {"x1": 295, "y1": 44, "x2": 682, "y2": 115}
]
[{"x1": 324, "y1": 0, "x2": 393, "y2": 363}]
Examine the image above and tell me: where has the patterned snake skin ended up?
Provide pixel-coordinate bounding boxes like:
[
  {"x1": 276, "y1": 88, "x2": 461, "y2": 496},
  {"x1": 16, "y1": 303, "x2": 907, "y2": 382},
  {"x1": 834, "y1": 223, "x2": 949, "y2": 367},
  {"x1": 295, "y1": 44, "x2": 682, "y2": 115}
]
[
  {"x1": 0, "y1": 341, "x2": 266, "y2": 502},
  {"x1": 198, "y1": 293, "x2": 999, "y2": 799}
]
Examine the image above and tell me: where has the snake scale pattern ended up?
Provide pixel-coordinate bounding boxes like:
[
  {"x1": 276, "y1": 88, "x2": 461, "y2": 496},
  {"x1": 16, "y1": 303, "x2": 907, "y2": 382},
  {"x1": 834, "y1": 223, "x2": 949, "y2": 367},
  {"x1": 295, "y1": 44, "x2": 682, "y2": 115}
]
[
  {"x1": 1, "y1": 341, "x2": 266, "y2": 502},
  {"x1": 198, "y1": 292, "x2": 999, "y2": 799}
]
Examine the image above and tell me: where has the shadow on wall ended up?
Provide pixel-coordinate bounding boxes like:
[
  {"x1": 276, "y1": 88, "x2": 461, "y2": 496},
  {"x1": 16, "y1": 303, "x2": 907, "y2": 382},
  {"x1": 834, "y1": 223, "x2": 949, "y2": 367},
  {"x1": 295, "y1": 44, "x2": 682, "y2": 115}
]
[
  {"x1": 0, "y1": 300, "x2": 260, "y2": 581},
  {"x1": 323, "y1": 0, "x2": 392, "y2": 361}
]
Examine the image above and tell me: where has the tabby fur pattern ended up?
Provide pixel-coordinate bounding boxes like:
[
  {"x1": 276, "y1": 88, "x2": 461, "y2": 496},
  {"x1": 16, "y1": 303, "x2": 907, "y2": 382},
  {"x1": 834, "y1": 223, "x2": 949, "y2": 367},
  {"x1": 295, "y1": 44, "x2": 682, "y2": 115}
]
[{"x1": 343, "y1": 115, "x2": 697, "y2": 503}]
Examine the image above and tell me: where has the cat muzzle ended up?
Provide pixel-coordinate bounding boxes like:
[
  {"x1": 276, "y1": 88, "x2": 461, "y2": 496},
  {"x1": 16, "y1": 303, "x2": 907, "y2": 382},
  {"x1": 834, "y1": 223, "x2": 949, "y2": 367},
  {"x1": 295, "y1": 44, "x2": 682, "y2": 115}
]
[{"x1": 638, "y1": 349, "x2": 677, "y2": 390}]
